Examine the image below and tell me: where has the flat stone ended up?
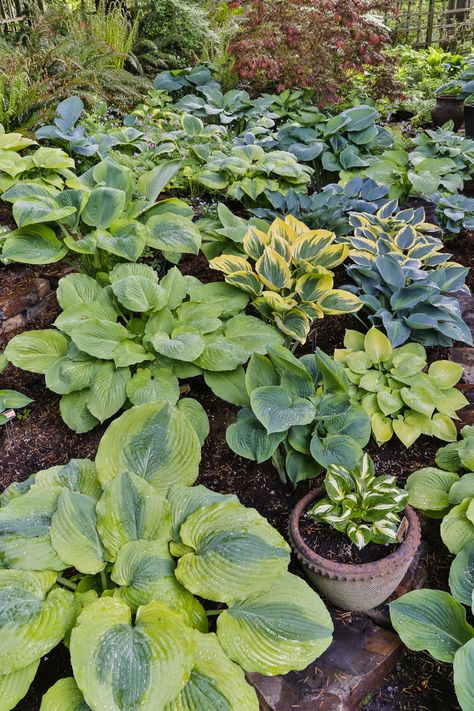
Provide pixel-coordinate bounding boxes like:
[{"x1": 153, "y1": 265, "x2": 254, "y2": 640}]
[
  {"x1": 26, "y1": 292, "x2": 58, "y2": 322},
  {"x1": 0, "y1": 313, "x2": 25, "y2": 335},
  {"x1": 457, "y1": 293, "x2": 474, "y2": 331},
  {"x1": 0, "y1": 278, "x2": 51, "y2": 319},
  {"x1": 452, "y1": 348, "x2": 474, "y2": 385},
  {"x1": 247, "y1": 616, "x2": 402, "y2": 711}
]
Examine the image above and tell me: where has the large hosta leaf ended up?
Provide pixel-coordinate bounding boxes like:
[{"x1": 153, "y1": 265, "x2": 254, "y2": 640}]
[
  {"x1": 449, "y1": 541, "x2": 474, "y2": 606},
  {"x1": 87, "y1": 365, "x2": 130, "y2": 423},
  {"x1": 2, "y1": 225, "x2": 68, "y2": 264},
  {"x1": 406, "y1": 467, "x2": 459, "y2": 513},
  {"x1": 441, "y1": 499, "x2": 474, "y2": 554},
  {"x1": 111, "y1": 276, "x2": 167, "y2": 313},
  {"x1": 165, "y1": 631, "x2": 259, "y2": 711},
  {"x1": 390, "y1": 589, "x2": 474, "y2": 662},
  {"x1": 203, "y1": 367, "x2": 249, "y2": 407},
  {"x1": 192, "y1": 335, "x2": 248, "y2": 372},
  {"x1": 126, "y1": 368, "x2": 180, "y2": 407},
  {"x1": 217, "y1": 572, "x2": 333, "y2": 675},
  {"x1": 0, "y1": 570, "x2": 75, "y2": 673},
  {"x1": 175, "y1": 398, "x2": 209, "y2": 447},
  {"x1": 224, "y1": 315, "x2": 283, "y2": 355},
  {"x1": 250, "y1": 386, "x2": 315, "y2": 434},
  {"x1": 40, "y1": 677, "x2": 91, "y2": 711},
  {"x1": 96, "y1": 472, "x2": 172, "y2": 560},
  {"x1": 454, "y1": 638, "x2": 474, "y2": 711},
  {"x1": 70, "y1": 320, "x2": 131, "y2": 360},
  {"x1": 167, "y1": 485, "x2": 238, "y2": 542},
  {"x1": 0, "y1": 488, "x2": 64, "y2": 570},
  {"x1": 50, "y1": 490, "x2": 105, "y2": 575},
  {"x1": 147, "y1": 214, "x2": 201, "y2": 254},
  {"x1": 60, "y1": 390, "x2": 99, "y2": 434},
  {"x1": 5, "y1": 330, "x2": 68, "y2": 374},
  {"x1": 0, "y1": 660, "x2": 39, "y2": 711},
  {"x1": 70, "y1": 598, "x2": 195, "y2": 711},
  {"x1": 32, "y1": 459, "x2": 101, "y2": 501},
  {"x1": 226, "y1": 409, "x2": 285, "y2": 463},
  {"x1": 175, "y1": 500, "x2": 290, "y2": 602},
  {"x1": 95, "y1": 402, "x2": 201, "y2": 494},
  {"x1": 56, "y1": 274, "x2": 102, "y2": 310},
  {"x1": 151, "y1": 331, "x2": 205, "y2": 362},
  {"x1": 81, "y1": 187, "x2": 126, "y2": 228}
]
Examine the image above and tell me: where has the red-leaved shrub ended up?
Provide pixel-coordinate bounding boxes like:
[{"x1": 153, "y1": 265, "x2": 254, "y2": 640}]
[{"x1": 228, "y1": 0, "x2": 397, "y2": 104}]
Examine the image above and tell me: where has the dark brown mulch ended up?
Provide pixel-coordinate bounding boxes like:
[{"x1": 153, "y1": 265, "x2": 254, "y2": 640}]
[{"x1": 449, "y1": 231, "x2": 474, "y2": 291}]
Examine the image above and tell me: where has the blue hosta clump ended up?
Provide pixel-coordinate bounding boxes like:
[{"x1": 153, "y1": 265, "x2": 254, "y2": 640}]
[
  {"x1": 308, "y1": 453, "x2": 409, "y2": 549},
  {"x1": 0, "y1": 403, "x2": 333, "y2": 711},
  {"x1": 345, "y1": 202, "x2": 472, "y2": 347},
  {"x1": 406, "y1": 427, "x2": 474, "y2": 554},
  {"x1": 220, "y1": 345, "x2": 371, "y2": 485},
  {"x1": 433, "y1": 193, "x2": 474, "y2": 235},
  {"x1": 335, "y1": 326, "x2": 468, "y2": 448},
  {"x1": 4, "y1": 263, "x2": 283, "y2": 433}
]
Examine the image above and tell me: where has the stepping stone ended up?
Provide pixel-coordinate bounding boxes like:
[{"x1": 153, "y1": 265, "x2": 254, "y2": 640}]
[{"x1": 248, "y1": 616, "x2": 402, "y2": 711}]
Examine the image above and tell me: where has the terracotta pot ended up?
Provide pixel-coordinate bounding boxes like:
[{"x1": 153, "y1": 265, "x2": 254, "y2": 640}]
[
  {"x1": 431, "y1": 95, "x2": 465, "y2": 131},
  {"x1": 465, "y1": 104, "x2": 474, "y2": 139},
  {"x1": 288, "y1": 487, "x2": 421, "y2": 612}
]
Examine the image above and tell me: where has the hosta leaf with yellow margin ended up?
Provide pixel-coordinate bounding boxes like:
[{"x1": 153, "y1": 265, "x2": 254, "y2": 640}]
[
  {"x1": 291, "y1": 230, "x2": 335, "y2": 262},
  {"x1": 95, "y1": 402, "x2": 201, "y2": 495},
  {"x1": 318, "y1": 289, "x2": 362, "y2": 315},
  {"x1": 274, "y1": 309, "x2": 311, "y2": 344},
  {"x1": 313, "y1": 243, "x2": 349, "y2": 269},
  {"x1": 96, "y1": 472, "x2": 172, "y2": 561},
  {"x1": 283, "y1": 214, "x2": 307, "y2": 238},
  {"x1": 175, "y1": 500, "x2": 290, "y2": 602},
  {"x1": 222, "y1": 270, "x2": 263, "y2": 296},
  {"x1": 255, "y1": 248, "x2": 292, "y2": 290},
  {"x1": 217, "y1": 572, "x2": 333, "y2": 675},
  {"x1": 70, "y1": 598, "x2": 195, "y2": 711},
  {"x1": 254, "y1": 291, "x2": 297, "y2": 315},
  {"x1": 295, "y1": 271, "x2": 334, "y2": 302},
  {"x1": 164, "y1": 632, "x2": 259, "y2": 711},
  {"x1": 242, "y1": 227, "x2": 269, "y2": 260},
  {"x1": 111, "y1": 540, "x2": 208, "y2": 631},
  {"x1": 209, "y1": 255, "x2": 251, "y2": 274},
  {"x1": 0, "y1": 660, "x2": 39, "y2": 711},
  {"x1": 266, "y1": 216, "x2": 296, "y2": 243},
  {"x1": 0, "y1": 570, "x2": 75, "y2": 674},
  {"x1": 40, "y1": 677, "x2": 91, "y2": 711}
]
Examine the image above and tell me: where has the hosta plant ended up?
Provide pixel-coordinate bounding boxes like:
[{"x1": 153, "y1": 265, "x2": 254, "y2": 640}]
[
  {"x1": 308, "y1": 453, "x2": 409, "y2": 549},
  {"x1": 197, "y1": 145, "x2": 313, "y2": 205},
  {"x1": 1, "y1": 157, "x2": 199, "y2": 271},
  {"x1": 5, "y1": 263, "x2": 282, "y2": 432},
  {"x1": 222, "y1": 345, "x2": 371, "y2": 485},
  {"x1": 390, "y1": 546, "x2": 474, "y2": 711},
  {"x1": 0, "y1": 403, "x2": 334, "y2": 710},
  {"x1": 0, "y1": 126, "x2": 76, "y2": 194},
  {"x1": 334, "y1": 327, "x2": 467, "y2": 448},
  {"x1": 154, "y1": 65, "x2": 218, "y2": 94},
  {"x1": 433, "y1": 193, "x2": 474, "y2": 236},
  {"x1": 210, "y1": 215, "x2": 362, "y2": 345},
  {"x1": 197, "y1": 202, "x2": 270, "y2": 260},
  {"x1": 406, "y1": 427, "x2": 474, "y2": 554}
]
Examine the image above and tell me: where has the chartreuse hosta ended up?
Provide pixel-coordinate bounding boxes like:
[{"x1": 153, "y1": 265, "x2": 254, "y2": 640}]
[
  {"x1": 0, "y1": 156, "x2": 201, "y2": 272},
  {"x1": 308, "y1": 454, "x2": 408, "y2": 549},
  {"x1": 0, "y1": 404, "x2": 333, "y2": 711},
  {"x1": 405, "y1": 427, "x2": 474, "y2": 555},
  {"x1": 5, "y1": 263, "x2": 283, "y2": 433},
  {"x1": 334, "y1": 327, "x2": 467, "y2": 448},
  {"x1": 210, "y1": 215, "x2": 362, "y2": 345},
  {"x1": 0, "y1": 125, "x2": 76, "y2": 194},
  {"x1": 218, "y1": 344, "x2": 371, "y2": 485},
  {"x1": 390, "y1": 541, "x2": 474, "y2": 711}
]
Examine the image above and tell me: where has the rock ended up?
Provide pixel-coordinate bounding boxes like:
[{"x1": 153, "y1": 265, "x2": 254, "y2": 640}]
[
  {"x1": 0, "y1": 278, "x2": 51, "y2": 319},
  {"x1": 452, "y1": 348, "x2": 474, "y2": 385},
  {"x1": 26, "y1": 292, "x2": 59, "y2": 323},
  {"x1": 0, "y1": 313, "x2": 25, "y2": 335},
  {"x1": 247, "y1": 616, "x2": 402, "y2": 711}
]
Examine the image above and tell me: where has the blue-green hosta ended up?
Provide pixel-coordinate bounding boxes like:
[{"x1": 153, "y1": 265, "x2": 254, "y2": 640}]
[
  {"x1": 344, "y1": 205, "x2": 471, "y2": 347},
  {"x1": 221, "y1": 345, "x2": 370, "y2": 485},
  {"x1": 4, "y1": 263, "x2": 283, "y2": 433},
  {"x1": 335, "y1": 327, "x2": 467, "y2": 448},
  {"x1": 0, "y1": 156, "x2": 199, "y2": 271},
  {"x1": 406, "y1": 427, "x2": 474, "y2": 554},
  {"x1": 0, "y1": 125, "x2": 76, "y2": 194},
  {"x1": 308, "y1": 453, "x2": 408, "y2": 549},
  {"x1": 390, "y1": 542, "x2": 474, "y2": 711},
  {"x1": 210, "y1": 215, "x2": 362, "y2": 345},
  {"x1": 197, "y1": 144, "x2": 313, "y2": 205},
  {"x1": 0, "y1": 405, "x2": 334, "y2": 711}
]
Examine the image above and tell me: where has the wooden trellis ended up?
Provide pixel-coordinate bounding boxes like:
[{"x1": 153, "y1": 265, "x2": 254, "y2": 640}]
[
  {"x1": 390, "y1": 0, "x2": 474, "y2": 48},
  {"x1": 0, "y1": 0, "x2": 44, "y2": 33}
]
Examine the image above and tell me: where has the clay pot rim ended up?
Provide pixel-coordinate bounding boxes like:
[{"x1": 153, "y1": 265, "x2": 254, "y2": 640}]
[
  {"x1": 435, "y1": 94, "x2": 464, "y2": 101},
  {"x1": 288, "y1": 486, "x2": 421, "y2": 582}
]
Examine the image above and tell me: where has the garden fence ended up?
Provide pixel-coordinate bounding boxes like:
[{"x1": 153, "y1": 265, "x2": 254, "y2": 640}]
[
  {"x1": 0, "y1": 0, "x2": 44, "y2": 32},
  {"x1": 390, "y1": 0, "x2": 474, "y2": 48}
]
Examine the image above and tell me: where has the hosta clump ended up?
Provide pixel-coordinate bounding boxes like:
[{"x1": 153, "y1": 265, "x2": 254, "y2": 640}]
[
  {"x1": 406, "y1": 427, "x2": 474, "y2": 554},
  {"x1": 197, "y1": 202, "x2": 270, "y2": 260},
  {"x1": 222, "y1": 345, "x2": 371, "y2": 485},
  {"x1": 5, "y1": 263, "x2": 283, "y2": 433},
  {"x1": 308, "y1": 453, "x2": 409, "y2": 549},
  {"x1": 1, "y1": 156, "x2": 200, "y2": 271},
  {"x1": 0, "y1": 125, "x2": 75, "y2": 194},
  {"x1": 335, "y1": 327, "x2": 467, "y2": 447},
  {"x1": 345, "y1": 205, "x2": 472, "y2": 347},
  {"x1": 198, "y1": 144, "x2": 313, "y2": 205},
  {"x1": 0, "y1": 404, "x2": 334, "y2": 711},
  {"x1": 210, "y1": 215, "x2": 362, "y2": 345}
]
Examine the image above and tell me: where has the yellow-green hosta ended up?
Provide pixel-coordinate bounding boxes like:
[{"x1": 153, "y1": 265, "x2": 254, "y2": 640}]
[{"x1": 210, "y1": 216, "x2": 362, "y2": 344}]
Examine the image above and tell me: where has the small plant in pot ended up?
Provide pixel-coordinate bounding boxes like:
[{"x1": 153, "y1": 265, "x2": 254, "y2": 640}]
[
  {"x1": 289, "y1": 454, "x2": 421, "y2": 612},
  {"x1": 433, "y1": 67, "x2": 474, "y2": 131}
]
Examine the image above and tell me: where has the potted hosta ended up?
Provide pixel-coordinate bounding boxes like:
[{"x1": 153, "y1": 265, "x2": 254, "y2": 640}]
[
  {"x1": 289, "y1": 454, "x2": 421, "y2": 611},
  {"x1": 432, "y1": 67, "x2": 474, "y2": 131}
]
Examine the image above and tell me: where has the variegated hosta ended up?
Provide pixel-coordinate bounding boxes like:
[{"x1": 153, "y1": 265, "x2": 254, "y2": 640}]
[
  {"x1": 5, "y1": 262, "x2": 283, "y2": 432},
  {"x1": 0, "y1": 405, "x2": 334, "y2": 711},
  {"x1": 220, "y1": 344, "x2": 370, "y2": 485},
  {"x1": 343, "y1": 201, "x2": 451, "y2": 269},
  {"x1": 308, "y1": 453, "x2": 409, "y2": 549},
  {"x1": 335, "y1": 326, "x2": 467, "y2": 448},
  {"x1": 405, "y1": 426, "x2": 474, "y2": 555},
  {"x1": 210, "y1": 215, "x2": 362, "y2": 345}
]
